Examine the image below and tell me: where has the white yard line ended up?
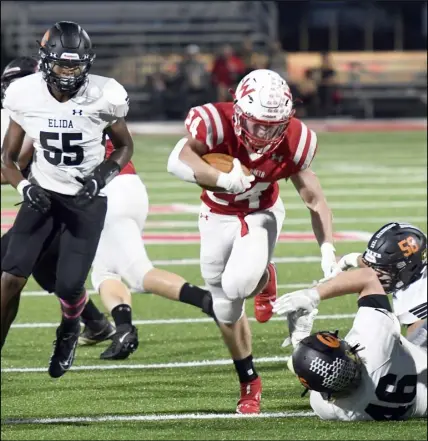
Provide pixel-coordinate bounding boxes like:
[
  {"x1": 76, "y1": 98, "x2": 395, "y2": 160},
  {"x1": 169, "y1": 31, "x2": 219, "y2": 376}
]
[
  {"x1": 10, "y1": 313, "x2": 356, "y2": 329},
  {"x1": 2, "y1": 410, "x2": 315, "y2": 425},
  {"x1": 19, "y1": 283, "x2": 310, "y2": 297},
  {"x1": 2, "y1": 356, "x2": 291, "y2": 373}
]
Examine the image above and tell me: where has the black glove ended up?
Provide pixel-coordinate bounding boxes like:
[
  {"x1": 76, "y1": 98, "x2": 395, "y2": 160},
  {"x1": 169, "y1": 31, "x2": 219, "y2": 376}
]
[
  {"x1": 22, "y1": 184, "x2": 51, "y2": 214},
  {"x1": 75, "y1": 159, "x2": 121, "y2": 207}
]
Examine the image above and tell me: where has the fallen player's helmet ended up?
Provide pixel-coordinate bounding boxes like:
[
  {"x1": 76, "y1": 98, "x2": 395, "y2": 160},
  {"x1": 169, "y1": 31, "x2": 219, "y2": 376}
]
[
  {"x1": 1, "y1": 56, "x2": 39, "y2": 104},
  {"x1": 291, "y1": 331, "x2": 363, "y2": 401},
  {"x1": 231, "y1": 69, "x2": 295, "y2": 153},
  {"x1": 38, "y1": 21, "x2": 95, "y2": 95},
  {"x1": 362, "y1": 222, "x2": 427, "y2": 293}
]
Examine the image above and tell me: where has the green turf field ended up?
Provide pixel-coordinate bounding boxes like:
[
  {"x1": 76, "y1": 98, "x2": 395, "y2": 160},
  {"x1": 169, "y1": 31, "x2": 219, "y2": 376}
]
[{"x1": 1, "y1": 131, "x2": 427, "y2": 440}]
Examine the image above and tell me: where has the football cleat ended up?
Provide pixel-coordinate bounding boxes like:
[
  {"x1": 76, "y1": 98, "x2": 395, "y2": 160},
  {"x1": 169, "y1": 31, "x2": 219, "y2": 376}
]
[
  {"x1": 236, "y1": 376, "x2": 262, "y2": 414},
  {"x1": 254, "y1": 262, "x2": 277, "y2": 323},
  {"x1": 100, "y1": 324, "x2": 139, "y2": 360},
  {"x1": 78, "y1": 316, "x2": 116, "y2": 346},
  {"x1": 48, "y1": 321, "x2": 80, "y2": 378}
]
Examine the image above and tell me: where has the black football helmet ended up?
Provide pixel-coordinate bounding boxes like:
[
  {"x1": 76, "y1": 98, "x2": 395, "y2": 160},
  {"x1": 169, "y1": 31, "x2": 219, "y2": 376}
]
[
  {"x1": 1, "y1": 56, "x2": 39, "y2": 104},
  {"x1": 291, "y1": 331, "x2": 363, "y2": 401},
  {"x1": 362, "y1": 222, "x2": 427, "y2": 293},
  {"x1": 38, "y1": 21, "x2": 95, "y2": 95}
]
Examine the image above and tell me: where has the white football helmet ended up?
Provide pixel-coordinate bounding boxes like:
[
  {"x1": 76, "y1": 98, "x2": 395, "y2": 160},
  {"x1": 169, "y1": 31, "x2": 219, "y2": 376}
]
[{"x1": 232, "y1": 69, "x2": 295, "y2": 152}]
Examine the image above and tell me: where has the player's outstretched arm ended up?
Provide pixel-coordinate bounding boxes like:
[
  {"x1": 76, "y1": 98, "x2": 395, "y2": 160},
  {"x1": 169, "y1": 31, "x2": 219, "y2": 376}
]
[
  {"x1": 290, "y1": 168, "x2": 337, "y2": 278},
  {"x1": 273, "y1": 267, "x2": 386, "y2": 316}
]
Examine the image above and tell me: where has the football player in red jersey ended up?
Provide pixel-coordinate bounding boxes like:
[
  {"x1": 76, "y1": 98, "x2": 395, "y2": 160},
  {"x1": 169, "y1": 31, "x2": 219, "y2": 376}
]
[{"x1": 167, "y1": 69, "x2": 338, "y2": 413}]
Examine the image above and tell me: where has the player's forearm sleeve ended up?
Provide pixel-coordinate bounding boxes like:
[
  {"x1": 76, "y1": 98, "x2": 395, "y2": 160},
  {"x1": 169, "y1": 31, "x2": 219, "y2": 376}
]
[{"x1": 167, "y1": 137, "x2": 197, "y2": 183}]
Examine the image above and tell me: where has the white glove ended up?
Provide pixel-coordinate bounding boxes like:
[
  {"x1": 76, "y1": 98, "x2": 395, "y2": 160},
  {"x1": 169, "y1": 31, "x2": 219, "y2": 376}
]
[
  {"x1": 320, "y1": 242, "x2": 339, "y2": 279},
  {"x1": 318, "y1": 252, "x2": 362, "y2": 283},
  {"x1": 338, "y1": 252, "x2": 362, "y2": 271},
  {"x1": 273, "y1": 288, "x2": 320, "y2": 316},
  {"x1": 216, "y1": 158, "x2": 255, "y2": 194},
  {"x1": 282, "y1": 308, "x2": 319, "y2": 348}
]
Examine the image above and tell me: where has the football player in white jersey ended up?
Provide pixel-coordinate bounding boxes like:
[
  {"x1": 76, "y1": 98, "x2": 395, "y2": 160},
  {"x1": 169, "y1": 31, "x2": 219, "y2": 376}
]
[
  {"x1": 1, "y1": 56, "x2": 217, "y2": 363},
  {"x1": 322, "y1": 223, "x2": 427, "y2": 347},
  {"x1": 273, "y1": 260, "x2": 427, "y2": 420},
  {"x1": 0, "y1": 55, "x2": 115, "y2": 350},
  {"x1": 1, "y1": 21, "x2": 133, "y2": 378}
]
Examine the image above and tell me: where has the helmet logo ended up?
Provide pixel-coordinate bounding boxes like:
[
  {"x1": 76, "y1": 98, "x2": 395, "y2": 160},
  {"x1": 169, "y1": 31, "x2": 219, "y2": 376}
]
[
  {"x1": 41, "y1": 30, "x2": 50, "y2": 47},
  {"x1": 317, "y1": 333, "x2": 340, "y2": 348},
  {"x1": 398, "y1": 236, "x2": 420, "y2": 257},
  {"x1": 298, "y1": 376, "x2": 309, "y2": 388},
  {"x1": 239, "y1": 78, "x2": 255, "y2": 99}
]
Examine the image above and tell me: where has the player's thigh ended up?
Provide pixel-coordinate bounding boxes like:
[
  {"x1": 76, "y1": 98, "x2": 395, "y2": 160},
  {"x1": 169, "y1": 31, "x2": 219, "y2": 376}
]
[
  {"x1": 55, "y1": 196, "x2": 108, "y2": 295},
  {"x1": 91, "y1": 216, "x2": 153, "y2": 292},
  {"x1": 2, "y1": 203, "x2": 55, "y2": 278},
  {"x1": 222, "y1": 199, "x2": 285, "y2": 300},
  {"x1": 198, "y1": 203, "x2": 240, "y2": 286},
  {"x1": 1, "y1": 228, "x2": 12, "y2": 270},
  {"x1": 104, "y1": 174, "x2": 149, "y2": 231},
  {"x1": 32, "y1": 230, "x2": 61, "y2": 293}
]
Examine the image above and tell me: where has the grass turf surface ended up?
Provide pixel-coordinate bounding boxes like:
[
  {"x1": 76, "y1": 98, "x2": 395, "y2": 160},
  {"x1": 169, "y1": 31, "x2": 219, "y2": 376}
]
[{"x1": 1, "y1": 131, "x2": 427, "y2": 440}]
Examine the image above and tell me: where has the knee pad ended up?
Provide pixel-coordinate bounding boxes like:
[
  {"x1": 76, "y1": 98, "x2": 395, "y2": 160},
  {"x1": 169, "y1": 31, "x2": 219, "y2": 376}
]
[
  {"x1": 55, "y1": 279, "x2": 85, "y2": 302},
  {"x1": 125, "y1": 258, "x2": 154, "y2": 293},
  {"x1": 208, "y1": 283, "x2": 245, "y2": 324},
  {"x1": 221, "y1": 227, "x2": 269, "y2": 300}
]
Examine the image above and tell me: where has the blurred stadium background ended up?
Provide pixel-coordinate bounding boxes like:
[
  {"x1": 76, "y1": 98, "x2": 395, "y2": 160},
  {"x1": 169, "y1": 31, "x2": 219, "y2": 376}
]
[{"x1": 1, "y1": 0, "x2": 427, "y2": 121}]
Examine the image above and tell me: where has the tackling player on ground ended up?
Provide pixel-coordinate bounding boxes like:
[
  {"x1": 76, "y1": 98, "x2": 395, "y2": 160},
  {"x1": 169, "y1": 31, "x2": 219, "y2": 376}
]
[
  {"x1": 322, "y1": 222, "x2": 427, "y2": 347},
  {"x1": 167, "y1": 69, "x2": 338, "y2": 413},
  {"x1": 273, "y1": 224, "x2": 427, "y2": 420}
]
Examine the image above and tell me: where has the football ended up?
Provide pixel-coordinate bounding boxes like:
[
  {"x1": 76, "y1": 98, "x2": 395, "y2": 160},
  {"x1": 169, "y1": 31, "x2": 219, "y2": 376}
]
[{"x1": 202, "y1": 153, "x2": 251, "y2": 176}]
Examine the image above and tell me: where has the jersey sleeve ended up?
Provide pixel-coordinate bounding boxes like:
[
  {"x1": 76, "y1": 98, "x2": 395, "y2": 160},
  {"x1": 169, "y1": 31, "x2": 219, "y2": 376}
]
[
  {"x1": 288, "y1": 119, "x2": 318, "y2": 171},
  {"x1": 103, "y1": 79, "x2": 130, "y2": 121},
  {"x1": 2, "y1": 79, "x2": 25, "y2": 127},
  {"x1": 184, "y1": 104, "x2": 225, "y2": 150},
  {"x1": 346, "y1": 305, "x2": 401, "y2": 373}
]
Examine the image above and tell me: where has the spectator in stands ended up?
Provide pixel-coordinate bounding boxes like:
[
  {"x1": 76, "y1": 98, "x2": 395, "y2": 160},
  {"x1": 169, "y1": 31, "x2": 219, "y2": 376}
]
[
  {"x1": 177, "y1": 44, "x2": 210, "y2": 110},
  {"x1": 314, "y1": 51, "x2": 337, "y2": 116},
  {"x1": 239, "y1": 35, "x2": 254, "y2": 78},
  {"x1": 267, "y1": 40, "x2": 288, "y2": 81},
  {"x1": 297, "y1": 68, "x2": 318, "y2": 118},
  {"x1": 211, "y1": 44, "x2": 245, "y2": 101}
]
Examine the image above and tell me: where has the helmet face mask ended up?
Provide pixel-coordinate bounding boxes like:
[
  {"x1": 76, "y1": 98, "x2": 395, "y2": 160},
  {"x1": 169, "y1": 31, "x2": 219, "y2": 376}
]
[
  {"x1": 232, "y1": 69, "x2": 295, "y2": 153},
  {"x1": 38, "y1": 21, "x2": 95, "y2": 96},
  {"x1": 362, "y1": 223, "x2": 427, "y2": 294}
]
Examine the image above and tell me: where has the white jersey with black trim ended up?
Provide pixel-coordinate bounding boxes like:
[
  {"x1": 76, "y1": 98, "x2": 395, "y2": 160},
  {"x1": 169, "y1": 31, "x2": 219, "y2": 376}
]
[
  {"x1": 309, "y1": 306, "x2": 427, "y2": 421},
  {"x1": 1, "y1": 108, "x2": 11, "y2": 146},
  {"x1": 393, "y1": 268, "x2": 427, "y2": 325},
  {"x1": 2, "y1": 72, "x2": 129, "y2": 195}
]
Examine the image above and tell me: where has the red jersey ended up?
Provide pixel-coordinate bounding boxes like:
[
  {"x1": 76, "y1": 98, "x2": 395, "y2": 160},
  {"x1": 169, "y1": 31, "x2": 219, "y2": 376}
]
[
  {"x1": 184, "y1": 102, "x2": 318, "y2": 215},
  {"x1": 105, "y1": 139, "x2": 136, "y2": 176}
]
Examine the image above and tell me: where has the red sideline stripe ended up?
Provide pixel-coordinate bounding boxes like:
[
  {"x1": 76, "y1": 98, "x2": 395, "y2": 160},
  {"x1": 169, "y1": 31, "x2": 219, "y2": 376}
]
[
  {"x1": 0, "y1": 226, "x2": 364, "y2": 242},
  {"x1": 1, "y1": 205, "x2": 182, "y2": 217}
]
